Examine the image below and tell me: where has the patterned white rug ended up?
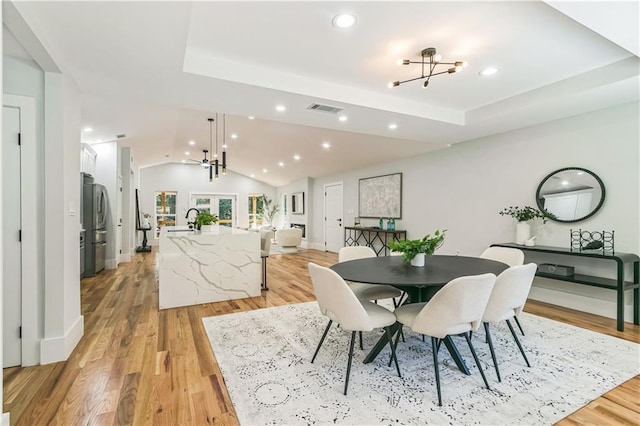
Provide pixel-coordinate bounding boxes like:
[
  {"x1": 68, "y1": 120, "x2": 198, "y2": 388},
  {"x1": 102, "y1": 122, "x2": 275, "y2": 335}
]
[{"x1": 203, "y1": 302, "x2": 639, "y2": 425}]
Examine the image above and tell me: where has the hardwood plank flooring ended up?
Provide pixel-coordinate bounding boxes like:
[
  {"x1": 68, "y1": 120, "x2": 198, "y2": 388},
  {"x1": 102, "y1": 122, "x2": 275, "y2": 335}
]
[{"x1": 3, "y1": 249, "x2": 639, "y2": 425}]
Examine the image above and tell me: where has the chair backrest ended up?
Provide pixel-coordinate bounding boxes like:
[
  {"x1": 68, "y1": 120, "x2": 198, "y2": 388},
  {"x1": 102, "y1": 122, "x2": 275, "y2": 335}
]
[
  {"x1": 338, "y1": 246, "x2": 376, "y2": 262},
  {"x1": 308, "y1": 262, "x2": 373, "y2": 331},
  {"x1": 410, "y1": 273, "x2": 496, "y2": 338},
  {"x1": 483, "y1": 263, "x2": 537, "y2": 323},
  {"x1": 480, "y1": 247, "x2": 525, "y2": 267}
]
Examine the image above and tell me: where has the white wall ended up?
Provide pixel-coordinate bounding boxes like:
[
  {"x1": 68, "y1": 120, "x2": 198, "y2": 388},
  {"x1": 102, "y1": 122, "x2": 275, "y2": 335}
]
[
  {"x1": 310, "y1": 102, "x2": 639, "y2": 320},
  {"x1": 139, "y1": 163, "x2": 276, "y2": 241},
  {"x1": 276, "y1": 177, "x2": 310, "y2": 233}
]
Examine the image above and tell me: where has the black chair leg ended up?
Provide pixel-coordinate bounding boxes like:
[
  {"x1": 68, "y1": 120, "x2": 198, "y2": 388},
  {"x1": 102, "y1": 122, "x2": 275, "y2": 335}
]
[
  {"x1": 389, "y1": 325, "x2": 403, "y2": 367},
  {"x1": 385, "y1": 327, "x2": 401, "y2": 378},
  {"x1": 514, "y1": 315, "x2": 525, "y2": 336},
  {"x1": 344, "y1": 331, "x2": 357, "y2": 395},
  {"x1": 483, "y1": 322, "x2": 501, "y2": 382},
  {"x1": 464, "y1": 332, "x2": 490, "y2": 390},
  {"x1": 311, "y1": 320, "x2": 332, "y2": 363},
  {"x1": 506, "y1": 319, "x2": 531, "y2": 367},
  {"x1": 431, "y1": 337, "x2": 442, "y2": 406},
  {"x1": 359, "y1": 331, "x2": 363, "y2": 350}
]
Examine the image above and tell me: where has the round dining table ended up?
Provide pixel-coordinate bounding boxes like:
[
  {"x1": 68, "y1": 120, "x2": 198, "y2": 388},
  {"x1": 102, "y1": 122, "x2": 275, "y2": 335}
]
[{"x1": 330, "y1": 254, "x2": 508, "y2": 372}]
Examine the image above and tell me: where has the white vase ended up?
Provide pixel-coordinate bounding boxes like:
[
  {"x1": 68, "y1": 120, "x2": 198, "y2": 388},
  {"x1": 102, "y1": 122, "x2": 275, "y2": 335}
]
[
  {"x1": 201, "y1": 224, "x2": 213, "y2": 233},
  {"x1": 410, "y1": 253, "x2": 426, "y2": 267},
  {"x1": 516, "y1": 222, "x2": 531, "y2": 245}
]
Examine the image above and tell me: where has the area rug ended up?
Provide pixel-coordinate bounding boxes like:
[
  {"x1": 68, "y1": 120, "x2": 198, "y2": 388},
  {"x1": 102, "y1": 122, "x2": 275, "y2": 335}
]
[{"x1": 203, "y1": 302, "x2": 639, "y2": 425}]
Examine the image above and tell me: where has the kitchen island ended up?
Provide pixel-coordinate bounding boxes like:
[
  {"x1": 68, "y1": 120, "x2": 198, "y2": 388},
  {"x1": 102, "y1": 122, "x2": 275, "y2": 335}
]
[{"x1": 158, "y1": 226, "x2": 261, "y2": 309}]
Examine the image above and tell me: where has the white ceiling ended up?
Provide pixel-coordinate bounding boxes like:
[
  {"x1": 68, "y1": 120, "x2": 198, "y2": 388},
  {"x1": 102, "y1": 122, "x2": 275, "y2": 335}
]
[{"x1": 5, "y1": 1, "x2": 639, "y2": 187}]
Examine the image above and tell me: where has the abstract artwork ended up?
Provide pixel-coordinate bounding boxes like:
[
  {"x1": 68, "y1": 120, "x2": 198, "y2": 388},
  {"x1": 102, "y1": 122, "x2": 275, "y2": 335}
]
[{"x1": 358, "y1": 173, "x2": 402, "y2": 218}]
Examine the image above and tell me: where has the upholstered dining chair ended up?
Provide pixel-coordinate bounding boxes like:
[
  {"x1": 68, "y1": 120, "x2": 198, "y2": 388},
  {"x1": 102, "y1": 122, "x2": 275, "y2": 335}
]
[
  {"x1": 481, "y1": 263, "x2": 537, "y2": 382},
  {"x1": 393, "y1": 273, "x2": 497, "y2": 406},
  {"x1": 308, "y1": 262, "x2": 401, "y2": 395},
  {"x1": 479, "y1": 246, "x2": 527, "y2": 335},
  {"x1": 338, "y1": 246, "x2": 403, "y2": 306}
]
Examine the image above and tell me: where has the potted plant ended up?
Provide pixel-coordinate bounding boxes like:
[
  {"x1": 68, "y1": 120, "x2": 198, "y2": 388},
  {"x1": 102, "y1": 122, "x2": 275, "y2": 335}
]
[
  {"x1": 260, "y1": 195, "x2": 280, "y2": 227},
  {"x1": 141, "y1": 212, "x2": 152, "y2": 228},
  {"x1": 499, "y1": 206, "x2": 553, "y2": 245},
  {"x1": 389, "y1": 229, "x2": 446, "y2": 267},
  {"x1": 196, "y1": 211, "x2": 219, "y2": 232}
]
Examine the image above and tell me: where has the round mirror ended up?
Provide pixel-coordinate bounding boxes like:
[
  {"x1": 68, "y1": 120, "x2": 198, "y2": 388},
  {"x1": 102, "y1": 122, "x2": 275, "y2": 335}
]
[{"x1": 536, "y1": 167, "x2": 605, "y2": 223}]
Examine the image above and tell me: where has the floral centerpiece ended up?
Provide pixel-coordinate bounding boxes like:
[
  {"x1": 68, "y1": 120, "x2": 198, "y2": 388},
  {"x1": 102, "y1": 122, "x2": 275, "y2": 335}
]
[
  {"x1": 389, "y1": 229, "x2": 446, "y2": 267},
  {"x1": 499, "y1": 206, "x2": 553, "y2": 245},
  {"x1": 499, "y1": 206, "x2": 550, "y2": 223}
]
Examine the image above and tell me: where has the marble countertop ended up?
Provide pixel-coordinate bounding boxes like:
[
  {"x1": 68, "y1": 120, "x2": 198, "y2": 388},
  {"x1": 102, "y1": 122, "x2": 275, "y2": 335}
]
[{"x1": 161, "y1": 225, "x2": 250, "y2": 238}]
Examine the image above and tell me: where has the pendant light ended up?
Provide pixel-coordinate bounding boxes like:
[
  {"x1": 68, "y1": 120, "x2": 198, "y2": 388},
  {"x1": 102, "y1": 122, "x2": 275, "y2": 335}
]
[{"x1": 222, "y1": 114, "x2": 227, "y2": 174}]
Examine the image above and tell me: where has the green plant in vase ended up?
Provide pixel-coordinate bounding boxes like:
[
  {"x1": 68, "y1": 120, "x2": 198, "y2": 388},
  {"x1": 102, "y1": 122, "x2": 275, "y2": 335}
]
[
  {"x1": 389, "y1": 229, "x2": 446, "y2": 266},
  {"x1": 195, "y1": 211, "x2": 219, "y2": 230}
]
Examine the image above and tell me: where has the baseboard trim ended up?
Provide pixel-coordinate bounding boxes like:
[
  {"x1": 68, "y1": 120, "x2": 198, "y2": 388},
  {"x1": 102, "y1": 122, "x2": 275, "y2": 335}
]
[
  {"x1": 308, "y1": 242, "x2": 325, "y2": 251},
  {"x1": 106, "y1": 258, "x2": 117, "y2": 269},
  {"x1": 120, "y1": 253, "x2": 131, "y2": 263},
  {"x1": 40, "y1": 315, "x2": 84, "y2": 364},
  {"x1": 529, "y1": 285, "x2": 634, "y2": 322},
  {"x1": 1, "y1": 412, "x2": 10, "y2": 425}
]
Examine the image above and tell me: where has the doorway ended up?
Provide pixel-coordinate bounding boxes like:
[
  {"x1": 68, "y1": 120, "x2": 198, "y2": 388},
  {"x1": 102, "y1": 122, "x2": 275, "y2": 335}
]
[
  {"x1": 323, "y1": 182, "x2": 343, "y2": 253},
  {"x1": 3, "y1": 94, "x2": 39, "y2": 366},
  {"x1": 191, "y1": 193, "x2": 237, "y2": 228}
]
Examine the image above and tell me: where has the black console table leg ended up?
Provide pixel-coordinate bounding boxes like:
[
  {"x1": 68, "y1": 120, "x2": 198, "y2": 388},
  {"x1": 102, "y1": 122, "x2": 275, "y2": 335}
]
[{"x1": 617, "y1": 261, "x2": 624, "y2": 331}]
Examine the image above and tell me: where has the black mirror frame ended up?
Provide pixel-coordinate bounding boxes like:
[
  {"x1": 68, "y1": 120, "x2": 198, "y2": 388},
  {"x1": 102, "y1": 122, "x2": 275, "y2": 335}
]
[{"x1": 536, "y1": 167, "x2": 606, "y2": 223}]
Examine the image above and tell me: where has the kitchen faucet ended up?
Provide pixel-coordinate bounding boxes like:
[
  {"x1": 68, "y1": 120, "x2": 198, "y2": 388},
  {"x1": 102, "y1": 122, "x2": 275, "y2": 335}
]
[{"x1": 185, "y1": 208, "x2": 200, "y2": 229}]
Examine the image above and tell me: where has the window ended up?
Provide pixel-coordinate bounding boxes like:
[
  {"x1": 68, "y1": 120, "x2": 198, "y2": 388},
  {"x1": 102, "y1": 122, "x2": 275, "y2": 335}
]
[
  {"x1": 155, "y1": 191, "x2": 177, "y2": 237},
  {"x1": 248, "y1": 194, "x2": 265, "y2": 228}
]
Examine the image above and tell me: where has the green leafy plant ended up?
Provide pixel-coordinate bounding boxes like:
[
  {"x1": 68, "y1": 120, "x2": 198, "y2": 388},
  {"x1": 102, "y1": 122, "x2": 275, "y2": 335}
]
[
  {"x1": 196, "y1": 211, "x2": 218, "y2": 227},
  {"x1": 499, "y1": 206, "x2": 553, "y2": 223},
  {"x1": 260, "y1": 195, "x2": 280, "y2": 224},
  {"x1": 389, "y1": 229, "x2": 447, "y2": 262}
]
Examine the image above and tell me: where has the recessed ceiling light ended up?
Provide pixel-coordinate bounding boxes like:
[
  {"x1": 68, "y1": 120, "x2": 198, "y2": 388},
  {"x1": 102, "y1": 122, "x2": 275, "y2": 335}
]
[
  {"x1": 250, "y1": 174, "x2": 255, "y2": 178},
  {"x1": 188, "y1": 140, "x2": 195, "y2": 145},
  {"x1": 278, "y1": 162, "x2": 285, "y2": 167},
  {"x1": 231, "y1": 133, "x2": 238, "y2": 139},
  {"x1": 248, "y1": 116, "x2": 255, "y2": 120},
  {"x1": 561, "y1": 181, "x2": 569, "y2": 185},
  {"x1": 293, "y1": 154, "x2": 301, "y2": 161},
  {"x1": 83, "y1": 127, "x2": 94, "y2": 132},
  {"x1": 479, "y1": 67, "x2": 499, "y2": 76},
  {"x1": 338, "y1": 116, "x2": 348, "y2": 122},
  {"x1": 322, "y1": 142, "x2": 331, "y2": 149},
  {"x1": 332, "y1": 13, "x2": 357, "y2": 29},
  {"x1": 276, "y1": 105, "x2": 286, "y2": 112},
  {"x1": 181, "y1": 160, "x2": 186, "y2": 163},
  {"x1": 388, "y1": 123, "x2": 397, "y2": 130},
  {"x1": 185, "y1": 151, "x2": 190, "y2": 155},
  {"x1": 262, "y1": 168, "x2": 268, "y2": 173}
]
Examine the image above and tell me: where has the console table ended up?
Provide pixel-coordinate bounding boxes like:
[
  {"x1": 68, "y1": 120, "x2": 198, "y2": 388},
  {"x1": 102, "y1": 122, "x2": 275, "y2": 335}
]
[
  {"x1": 491, "y1": 243, "x2": 639, "y2": 331},
  {"x1": 344, "y1": 227, "x2": 406, "y2": 256}
]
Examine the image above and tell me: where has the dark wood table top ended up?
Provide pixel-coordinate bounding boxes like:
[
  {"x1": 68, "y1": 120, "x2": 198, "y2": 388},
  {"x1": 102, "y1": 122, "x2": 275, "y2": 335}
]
[{"x1": 330, "y1": 255, "x2": 508, "y2": 287}]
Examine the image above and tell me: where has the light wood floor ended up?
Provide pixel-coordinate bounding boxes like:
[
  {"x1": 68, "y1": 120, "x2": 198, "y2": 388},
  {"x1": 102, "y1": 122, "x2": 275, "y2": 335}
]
[{"x1": 3, "y1": 249, "x2": 639, "y2": 425}]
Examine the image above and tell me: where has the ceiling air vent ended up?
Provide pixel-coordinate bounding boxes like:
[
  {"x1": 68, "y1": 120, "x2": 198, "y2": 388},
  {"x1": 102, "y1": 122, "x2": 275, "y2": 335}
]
[
  {"x1": 116, "y1": 134, "x2": 126, "y2": 139},
  {"x1": 307, "y1": 103, "x2": 343, "y2": 114}
]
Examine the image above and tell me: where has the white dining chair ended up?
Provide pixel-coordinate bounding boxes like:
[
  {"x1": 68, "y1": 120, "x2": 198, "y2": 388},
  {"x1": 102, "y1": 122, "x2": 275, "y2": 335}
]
[
  {"x1": 308, "y1": 262, "x2": 401, "y2": 395},
  {"x1": 393, "y1": 273, "x2": 496, "y2": 406},
  {"x1": 479, "y1": 246, "x2": 527, "y2": 335},
  {"x1": 482, "y1": 263, "x2": 537, "y2": 382},
  {"x1": 338, "y1": 246, "x2": 403, "y2": 306}
]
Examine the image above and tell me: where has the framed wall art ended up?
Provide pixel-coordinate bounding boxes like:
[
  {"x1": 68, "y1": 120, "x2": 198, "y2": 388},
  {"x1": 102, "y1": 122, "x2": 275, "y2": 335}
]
[{"x1": 358, "y1": 173, "x2": 402, "y2": 218}]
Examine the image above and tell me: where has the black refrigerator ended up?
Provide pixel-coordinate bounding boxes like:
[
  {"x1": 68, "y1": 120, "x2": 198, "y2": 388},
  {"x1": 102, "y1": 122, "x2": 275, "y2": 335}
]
[{"x1": 82, "y1": 173, "x2": 108, "y2": 277}]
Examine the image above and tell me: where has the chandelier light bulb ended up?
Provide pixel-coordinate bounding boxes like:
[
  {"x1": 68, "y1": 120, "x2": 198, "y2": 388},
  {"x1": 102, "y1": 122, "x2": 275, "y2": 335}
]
[
  {"x1": 388, "y1": 81, "x2": 400, "y2": 88},
  {"x1": 455, "y1": 65, "x2": 463, "y2": 72},
  {"x1": 434, "y1": 54, "x2": 442, "y2": 62}
]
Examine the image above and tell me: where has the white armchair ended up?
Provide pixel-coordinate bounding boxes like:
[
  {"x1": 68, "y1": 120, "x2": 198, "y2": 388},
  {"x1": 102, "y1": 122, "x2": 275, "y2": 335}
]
[{"x1": 275, "y1": 228, "x2": 303, "y2": 253}]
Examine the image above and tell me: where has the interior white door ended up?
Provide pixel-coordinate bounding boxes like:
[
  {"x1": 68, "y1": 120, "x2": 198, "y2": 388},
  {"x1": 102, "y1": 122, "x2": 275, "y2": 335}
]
[
  {"x1": 116, "y1": 175, "x2": 123, "y2": 264},
  {"x1": 3, "y1": 106, "x2": 22, "y2": 367},
  {"x1": 324, "y1": 182, "x2": 343, "y2": 253}
]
